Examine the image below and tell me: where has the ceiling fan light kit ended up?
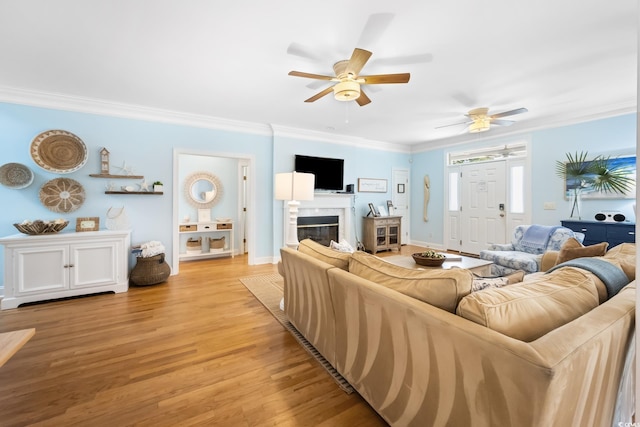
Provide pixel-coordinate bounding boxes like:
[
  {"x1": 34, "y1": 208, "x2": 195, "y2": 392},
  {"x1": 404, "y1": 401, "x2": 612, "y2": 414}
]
[
  {"x1": 334, "y1": 81, "x2": 361, "y2": 101},
  {"x1": 469, "y1": 118, "x2": 491, "y2": 133}
]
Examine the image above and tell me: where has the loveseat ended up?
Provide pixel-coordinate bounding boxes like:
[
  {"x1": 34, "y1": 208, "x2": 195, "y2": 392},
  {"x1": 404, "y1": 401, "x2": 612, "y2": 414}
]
[
  {"x1": 479, "y1": 224, "x2": 584, "y2": 275},
  {"x1": 279, "y1": 239, "x2": 636, "y2": 427}
]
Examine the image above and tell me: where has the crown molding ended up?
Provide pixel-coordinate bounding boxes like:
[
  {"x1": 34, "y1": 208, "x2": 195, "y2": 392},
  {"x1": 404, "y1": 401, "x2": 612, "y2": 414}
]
[
  {"x1": 270, "y1": 124, "x2": 411, "y2": 153},
  {"x1": 0, "y1": 85, "x2": 273, "y2": 137}
]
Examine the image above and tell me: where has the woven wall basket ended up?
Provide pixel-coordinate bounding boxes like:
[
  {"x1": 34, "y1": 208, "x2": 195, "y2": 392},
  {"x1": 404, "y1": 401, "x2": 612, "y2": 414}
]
[
  {"x1": 130, "y1": 254, "x2": 171, "y2": 286},
  {"x1": 30, "y1": 130, "x2": 88, "y2": 173}
]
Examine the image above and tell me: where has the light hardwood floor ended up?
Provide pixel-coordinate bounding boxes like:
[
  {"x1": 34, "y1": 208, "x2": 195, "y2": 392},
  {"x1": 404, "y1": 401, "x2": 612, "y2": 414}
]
[{"x1": 0, "y1": 253, "x2": 393, "y2": 426}]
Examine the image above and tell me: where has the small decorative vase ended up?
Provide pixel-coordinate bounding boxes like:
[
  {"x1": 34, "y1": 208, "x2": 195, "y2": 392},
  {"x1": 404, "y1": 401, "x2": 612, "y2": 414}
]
[
  {"x1": 154, "y1": 184, "x2": 163, "y2": 193},
  {"x1": 570, "y1": 190, "x2": 582, "y2": 219}
]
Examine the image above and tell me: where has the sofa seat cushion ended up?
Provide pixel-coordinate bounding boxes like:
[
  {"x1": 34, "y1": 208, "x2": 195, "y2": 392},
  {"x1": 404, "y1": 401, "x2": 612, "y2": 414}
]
[
  {"x1": 298, "y1": 238, "x2": 351, "y2": 270},
  {"x1": 456, "y1": 267, "x2": 600, "y2": 341},
  {"x1": 478, "y1": 250, "x2": 541, "y2": 274},
  {"x1": 348, "y1": 251, "x2": 474, "y2": 313}
]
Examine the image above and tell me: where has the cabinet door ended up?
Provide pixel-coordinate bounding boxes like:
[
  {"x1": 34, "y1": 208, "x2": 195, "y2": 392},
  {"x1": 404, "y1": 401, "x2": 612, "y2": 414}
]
[
  {"x1": 387, "y1": 225, "x2": 399, "y2": 245},
  {"x1": 70, "y1": 241, "x2": 119, "y2": 288},
  {"x1": 375, "y1": 226, "x2": 387, "y2": 247},
  {"x1": 14, "y1": 245, "x2": 68, "y2": 295}
]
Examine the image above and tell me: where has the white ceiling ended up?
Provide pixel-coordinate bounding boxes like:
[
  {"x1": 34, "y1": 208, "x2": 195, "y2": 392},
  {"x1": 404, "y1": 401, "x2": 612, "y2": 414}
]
[{"x1": 0, "y1": 1, "x2": 637, "y2": 150}]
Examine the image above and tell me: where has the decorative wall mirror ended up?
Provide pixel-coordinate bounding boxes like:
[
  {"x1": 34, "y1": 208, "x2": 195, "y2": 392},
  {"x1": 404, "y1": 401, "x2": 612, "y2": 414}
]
[{"x1": 184, "y1": 171, "x2": 223, "y2": 209}]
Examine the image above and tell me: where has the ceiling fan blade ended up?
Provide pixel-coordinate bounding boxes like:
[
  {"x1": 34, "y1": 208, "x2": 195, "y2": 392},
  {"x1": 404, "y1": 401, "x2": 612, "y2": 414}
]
[
  {"x1": 286, "y1": 42, "x2": 324, "y2": 62},
  {"x1": 357, "y1": 13, "x2": 395, "y2": 48},
  {"x1": 289, "y1": 71, "x2": 335, "y2": 80},
  {"x1": 360, "y1": 73, "x2": 410, "y2": 84},
  {"x1": 370, "y1": 53, "x2": 433, "y2": 67},
  {"x1": 355, "y1": 89, "x2": 371, "y2": 106},
  {"x1": 491, "y1": 119, "x2": 515, "y2": 127},
  {"x1": 304, "y1": 86, "x2": 334, "y2": 103},
  {"x1": 490, "y1": 107, "x2": 528, "y2": 119},
  {"x1": 345, "y1": 48, "x2": 372, "y2": 76},
  {"x1": 435, "y1": 120, "x2": 472, "y2": 129}
]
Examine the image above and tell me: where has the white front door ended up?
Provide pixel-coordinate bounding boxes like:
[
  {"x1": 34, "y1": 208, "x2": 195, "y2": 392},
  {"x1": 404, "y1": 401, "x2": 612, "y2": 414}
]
[
  {"x1": 392, "y1": 169, "x2": 409, "y2": 244},
  {"x1": 458, "y1": 161, "x2": 507, "y2": 254}
]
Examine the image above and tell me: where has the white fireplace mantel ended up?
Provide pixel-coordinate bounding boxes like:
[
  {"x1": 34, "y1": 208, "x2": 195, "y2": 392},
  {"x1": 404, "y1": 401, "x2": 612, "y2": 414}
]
[{"x1": 281, "y1": 193, "x2": 355, "y2": 246}]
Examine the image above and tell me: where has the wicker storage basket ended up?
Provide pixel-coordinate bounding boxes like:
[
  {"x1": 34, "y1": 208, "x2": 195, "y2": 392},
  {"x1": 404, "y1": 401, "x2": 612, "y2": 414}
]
[
  {"x1": 209, "y1": 236, "x2": 225, "y2": 251},
  {"x1": 130, "y1": 254, "x2": 171, "y2": 286},
  {"x1": 186, "y1": 237, "x2": 202, "y2": 254}
]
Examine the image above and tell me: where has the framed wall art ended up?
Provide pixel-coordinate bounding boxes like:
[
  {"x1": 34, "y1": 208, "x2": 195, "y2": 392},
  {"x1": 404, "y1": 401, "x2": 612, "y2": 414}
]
[
  {"x1": 76, "y1": 217, "x2": 100, "y2": 232},
  {"x1": 358, "y1": 178, "x2": 387, "y2": 193},
  {"x1": 563, "y1": 155, "x2": 636, "y2": 200}
]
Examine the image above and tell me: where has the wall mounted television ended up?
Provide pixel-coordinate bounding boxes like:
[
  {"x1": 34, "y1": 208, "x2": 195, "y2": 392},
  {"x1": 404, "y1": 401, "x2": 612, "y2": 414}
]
[{"x1": 294, "y1": 154, "x2": 344, "y2": 191}]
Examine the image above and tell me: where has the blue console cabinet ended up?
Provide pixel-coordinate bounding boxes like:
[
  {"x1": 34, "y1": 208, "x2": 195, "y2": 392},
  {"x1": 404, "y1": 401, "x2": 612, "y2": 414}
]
[{"x1": 561, "y1": 220, "x2": 635, "y2": 248}]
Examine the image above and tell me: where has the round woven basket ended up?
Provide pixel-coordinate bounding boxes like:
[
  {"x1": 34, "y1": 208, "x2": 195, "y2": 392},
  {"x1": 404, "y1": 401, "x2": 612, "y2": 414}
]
[
  {"x1": 130, "y1": 254, "x2": 171, "y2": 286},
  {"x1": 0, "y1": 163, "x2": 34, "y2": 189},
  {"x1": 30, "y1": 130, "x2": 88, "y2": 173}
]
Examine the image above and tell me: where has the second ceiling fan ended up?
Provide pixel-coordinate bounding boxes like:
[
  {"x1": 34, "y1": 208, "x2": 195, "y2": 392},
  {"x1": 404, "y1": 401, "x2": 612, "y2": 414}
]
[
  {"x1": 288, "y1": 47, "x2": 410, "y2": 106},
  {"x1": 437, "y1": 107, "x2": 529, "y2": 133}
]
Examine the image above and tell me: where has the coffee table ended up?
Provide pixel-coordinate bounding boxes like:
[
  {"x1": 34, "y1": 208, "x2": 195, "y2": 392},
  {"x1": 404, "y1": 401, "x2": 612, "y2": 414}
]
[{"x1": 382, "y1": 253, "x2": 493, "y2": 276}]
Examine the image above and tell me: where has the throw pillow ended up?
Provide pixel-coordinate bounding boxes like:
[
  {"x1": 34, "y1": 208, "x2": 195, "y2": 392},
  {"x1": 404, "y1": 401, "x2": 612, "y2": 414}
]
[
  {"x1": 298, "y1": 239, "x2": 351, "y2": 270},
  {"x1": 555, "y1": 238, "x2": 608, "y2": 265}
]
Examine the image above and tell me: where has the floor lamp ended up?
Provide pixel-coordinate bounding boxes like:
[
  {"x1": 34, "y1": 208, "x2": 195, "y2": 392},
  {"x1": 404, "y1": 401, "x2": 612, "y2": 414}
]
[{"x1": 275, "y1": 171, "x2": 315, "y2": 249}]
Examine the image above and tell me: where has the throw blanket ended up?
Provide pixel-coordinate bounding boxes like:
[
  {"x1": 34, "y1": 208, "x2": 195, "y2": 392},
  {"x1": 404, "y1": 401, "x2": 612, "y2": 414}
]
[
  {"x1": 520, "y1": 225, "x2": 559, "y2": 251},
  {"x1": 547, "y1": 257, "x2": 629, "y2": 300},
  {"x1": 132, "y1": 241, "x2": 166, "y2": 258}
]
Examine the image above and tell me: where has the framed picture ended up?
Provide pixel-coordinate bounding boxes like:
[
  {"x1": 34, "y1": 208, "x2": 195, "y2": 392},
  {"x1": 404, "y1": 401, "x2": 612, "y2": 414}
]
[
  {"x1": 76, "y1": 217, "x2": 99, "y2": 232},
  {"x1": 386, "y1": 200, "x2": 394, "y2": 215},
  {"x1": 563, "y1": 155, "x2": 636, "y2": 200},
  {"x1": 397, "y1": 183, "x2": 405, "y2": 193},
  {"x1": 358, "y1": 178, "x2": 388, "y2": 193},
  {"x1": 368, "y1": 203, "x2": 380, "y2": 217}
]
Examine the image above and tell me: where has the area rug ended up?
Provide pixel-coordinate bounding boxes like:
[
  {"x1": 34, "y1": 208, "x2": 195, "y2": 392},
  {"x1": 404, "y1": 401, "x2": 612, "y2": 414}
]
[{"x1": 239, "y1": 273, "x2": 354, "y2": 394}]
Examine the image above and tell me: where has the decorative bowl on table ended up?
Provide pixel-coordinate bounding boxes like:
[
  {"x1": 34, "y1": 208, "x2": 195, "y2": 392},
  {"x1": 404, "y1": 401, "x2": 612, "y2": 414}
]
[
  {"x1": 13, "y1": 219, "x2": 69, "y2": 235},
  {"x1": 412, "y1": 251, "x2": 446, "y2": 267}
]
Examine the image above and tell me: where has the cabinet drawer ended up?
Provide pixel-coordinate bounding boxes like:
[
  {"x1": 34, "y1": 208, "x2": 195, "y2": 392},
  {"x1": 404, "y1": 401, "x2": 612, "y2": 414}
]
[
  {"x1": 179, "y1": 224, "x2": 197, "y2": 232},
  {"x1": 607, "y1": 225, "x2": 635, "y2": 242},
  {"x1": 216, "y1": 223, "x2": 232, "y2": 230},
  {"x1": 197, "y1": 223, "x2": 216, "y2": 231}
]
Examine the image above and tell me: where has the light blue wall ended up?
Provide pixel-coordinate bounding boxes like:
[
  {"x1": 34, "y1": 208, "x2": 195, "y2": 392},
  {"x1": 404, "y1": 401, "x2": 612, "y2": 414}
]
[
  {"x1": 410, "y1": 113, "x2": 637, "y2": 246},
  {"x1": 0, "y1": 101, "x2": 636, "y2": 284},
  {"x1": 273, "y1": 135, "x2": 411, "y2": 253},
  {"x1": 0, "y1": 102, "x2": 274, "y2": 281}
]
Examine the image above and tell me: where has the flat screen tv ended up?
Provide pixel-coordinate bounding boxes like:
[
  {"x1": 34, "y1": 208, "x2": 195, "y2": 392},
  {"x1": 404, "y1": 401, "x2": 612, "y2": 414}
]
[{"x1": 294, "y1": 154, "x2": 344, "y2": 191}]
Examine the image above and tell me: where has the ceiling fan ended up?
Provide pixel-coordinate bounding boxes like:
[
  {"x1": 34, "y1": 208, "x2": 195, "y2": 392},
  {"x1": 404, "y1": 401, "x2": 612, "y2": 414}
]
[
  {"x1": 288, "y1": 47, "x2": 410, "y2": 106},
  {"x1": 437, "y1": 107, "x2": 529, "y2": 133}
]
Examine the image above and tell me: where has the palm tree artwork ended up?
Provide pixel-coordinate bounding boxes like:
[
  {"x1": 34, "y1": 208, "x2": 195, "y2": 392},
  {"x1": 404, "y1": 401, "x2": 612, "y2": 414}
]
[{"x1": 555, "y1": 151, "x2": 635, "y2": 219}]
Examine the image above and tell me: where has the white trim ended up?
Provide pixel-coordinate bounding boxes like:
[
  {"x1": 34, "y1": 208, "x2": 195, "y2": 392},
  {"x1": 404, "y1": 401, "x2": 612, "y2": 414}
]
[{"x1": 0, "y1": 85, "x2": 272, "y2": 136}]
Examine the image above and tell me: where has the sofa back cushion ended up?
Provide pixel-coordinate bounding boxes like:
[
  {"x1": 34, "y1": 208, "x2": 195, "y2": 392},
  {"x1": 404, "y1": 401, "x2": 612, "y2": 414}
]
[
  {"x1": 298, "y1": 238, "x2": 351, "y2": 270},
  {"x1": 555, "y1": 238, "x2": 609, "y2": 265},
  {"x1": 348, "y1": 251, "x2": 474, "y2": 313},
  {"x1": 456, "y1": 267, "x2": 600, "y2": 341},
  {"x1": 601, "y1": 243, "x2": 636, "y2": 281}
]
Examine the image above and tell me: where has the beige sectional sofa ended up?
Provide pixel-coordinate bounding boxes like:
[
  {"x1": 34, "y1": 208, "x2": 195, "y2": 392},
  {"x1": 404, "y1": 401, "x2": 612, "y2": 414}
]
[{"x1": 279, "y1": 239, "x2": 636, "y2": 427}]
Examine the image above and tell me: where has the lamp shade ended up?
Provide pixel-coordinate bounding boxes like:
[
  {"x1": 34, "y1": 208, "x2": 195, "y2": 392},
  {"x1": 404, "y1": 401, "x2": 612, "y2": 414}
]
[{"x1": 275, "y1": 172, "x2": 315, "y2": 201}]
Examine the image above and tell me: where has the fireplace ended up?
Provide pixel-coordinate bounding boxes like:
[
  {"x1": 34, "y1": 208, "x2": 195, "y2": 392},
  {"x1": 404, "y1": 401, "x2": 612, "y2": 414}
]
[
  {"x1": 297, "y1": 215, "x2": 339, "y2": 246},
  {"x1": 282, "y1": 193, "x2": 353, "y2": 247}
]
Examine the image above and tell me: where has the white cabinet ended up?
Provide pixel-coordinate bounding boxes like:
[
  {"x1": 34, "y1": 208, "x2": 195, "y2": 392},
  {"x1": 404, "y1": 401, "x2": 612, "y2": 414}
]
[
  {"x1": 0, "y1": 230, "x2": 131, "y2": 310},
  {"x1": 178, "y1": 222, "x2": 234, "y2": 261}
]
